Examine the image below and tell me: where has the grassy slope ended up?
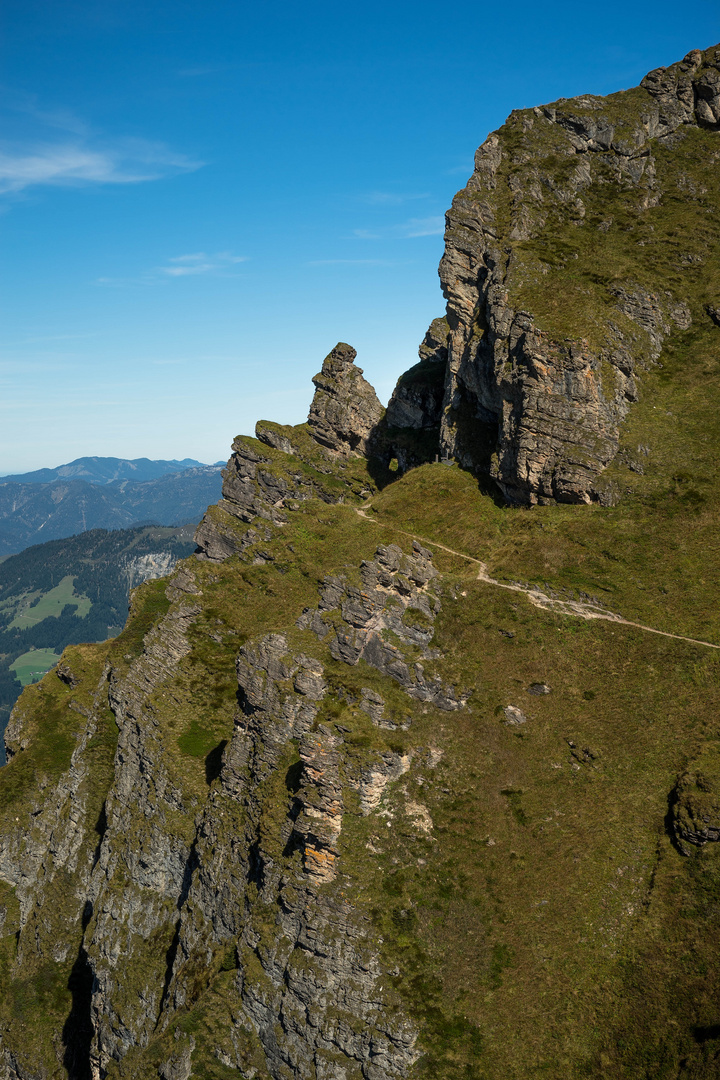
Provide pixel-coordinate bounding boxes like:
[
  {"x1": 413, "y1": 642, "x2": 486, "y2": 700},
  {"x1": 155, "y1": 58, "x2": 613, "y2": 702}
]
[
  {"x1": 349, "y1": 462, "x2": 720, "y2": 1077},
  {"x1": 8, "y1": 576, "x2": 91, "y2": 630},
  {"x1": 102, "y1": 427, "x2": 720, "y2": 1078},
  {"x1": 0, "y1": 64, "x2": 719, "y2": 1080},
  {"x1": 0, "y1": 442, "x2": 718, "y2": 1076},
  {"x1": 498, "y1": 100, "x2": 720, "y2": 352},
  {"x1": 10, "y1": 648, "x2": 61, "y2": 686}
]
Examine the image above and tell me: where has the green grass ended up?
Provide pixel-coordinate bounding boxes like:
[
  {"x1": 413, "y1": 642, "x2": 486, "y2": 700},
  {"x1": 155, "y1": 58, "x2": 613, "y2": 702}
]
[
  {"x1": 177, "y1": 720, "x2": 222, "y2": 759},
  {"x1": 333, "y1": 575, "x2": 720, "y2": 1077},
  {"x1": 2, "y1": 450, "x2": 720, "y2": 1078},
  {"x1": 2, "y1": 55, "x2": 720, "y2": 1078},
  {"x1": 368, "y1": 456, "x2": 720, "y2": 646},
  {"x1": 9, "y1": 648, "x2": 61, "y2": 686},
  {"x1": 9, "y1": 575, "x2": 91, "y2": 629}
]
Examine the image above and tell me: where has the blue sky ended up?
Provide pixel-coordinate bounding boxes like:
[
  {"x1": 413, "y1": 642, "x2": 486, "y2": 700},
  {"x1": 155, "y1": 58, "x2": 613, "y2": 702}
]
[{"x1": 1, "y1": 0, "x2": 718, "y2": 473}]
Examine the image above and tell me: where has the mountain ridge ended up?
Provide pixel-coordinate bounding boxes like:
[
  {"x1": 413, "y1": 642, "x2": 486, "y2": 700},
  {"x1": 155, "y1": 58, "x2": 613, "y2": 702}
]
[
  {"x1": 0, "y1": 44, "x2": 718, "y2": 1080},
  {"x1": 0, "y1": 466, "x2": 223, "y2": 556},
  {"x1": 0, "y1": 457, "x2": 213, "y2": 486},
  {"x1": 382, "y1": 43, "x2": 720, "y2": 505}
]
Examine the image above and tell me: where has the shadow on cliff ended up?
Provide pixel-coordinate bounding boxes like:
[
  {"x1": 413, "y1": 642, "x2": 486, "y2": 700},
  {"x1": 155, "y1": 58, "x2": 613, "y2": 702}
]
[
  {"x1": 62, "y1": 945, "x2": 94, "y2": 1080},
  {"x1": 205, "y1": 739, "x2": 227, "y2": 784},
  {"x1": 367, "y1": 412, "x2": 506, "y2": 509},
  {"x1": 62, "y1": 809, "x2": 108, "y2": 1077}
]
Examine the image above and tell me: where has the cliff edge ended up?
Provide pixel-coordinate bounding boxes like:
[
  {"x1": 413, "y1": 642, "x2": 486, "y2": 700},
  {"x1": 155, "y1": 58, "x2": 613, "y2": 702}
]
[
  {"x1": 387, "y1": 44, "x2": 720, "y2": 504},
  {"x1": 0, "y1": 45, "x2": 718, "y2": 1080}
]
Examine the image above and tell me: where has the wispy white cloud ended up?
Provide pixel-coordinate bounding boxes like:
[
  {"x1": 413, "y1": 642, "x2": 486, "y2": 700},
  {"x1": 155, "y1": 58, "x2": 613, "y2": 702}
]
[
  {"x1": 1, "y1": 90, "x2": 90, "y2": 136},
  {"x1": 96, "y1": 275, "x2": 150, "y2": 288},
  {"x1": 402, "y1": 216, "x2": 446, "y2": 237},
  {"x1": 0, "y1": 93, "x2": 203, "y2": 197},
  {"x1": 97, "y1": 251, "x2": 248, "y2": 287},
  {"x1": 159, "y1": 251, "x2": 247, "y2": 277},
  {"x1": 352, "y1": 215, "x2": 445, "y2": 241},
  {"x1": 0, "y1": 139, "x2": 201, "y2": 195}
]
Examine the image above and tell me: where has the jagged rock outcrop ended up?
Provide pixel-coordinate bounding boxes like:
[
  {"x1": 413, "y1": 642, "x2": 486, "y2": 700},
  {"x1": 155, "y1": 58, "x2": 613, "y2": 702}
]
[
  {"x1": 307, "y1": 343, "x2": 384, "y2": 458},
  {"x1": 0, "y1": 531, "x2": 441, "y2": 1078},
  {"x1": 298, "y1": 541, "x2": 466, "y2": 711},
  {"x1": 385, "y1": 319, "x2": 448, "y2": 432},
  {"x1": 388, "y1": 45, "x2": 720, "y2": 504},
  {"x1": 194, "y1": 437, "x2": 332, "y2": 563},
  {"x1": 671, "y1": 749, "x2": 720, "y2": 854},
  {"x1": 291, "y1": 728, "x2": 345, "y2": 884},
  {"x1": 150, "y1": 626, "x2": 421, "y2": 1080},
  {"x1": 194, "y1": 363, "x2": 383, "y2": 564}
]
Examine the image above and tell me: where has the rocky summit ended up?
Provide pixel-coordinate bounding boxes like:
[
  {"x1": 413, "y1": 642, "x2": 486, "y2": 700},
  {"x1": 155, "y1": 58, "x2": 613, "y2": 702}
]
[
  {"x1": 385, "y1": 45, "x2": 720, "y2": 505},
  {"x1": 0, "y1": 45, "x2": 720, "y2": 1080}
]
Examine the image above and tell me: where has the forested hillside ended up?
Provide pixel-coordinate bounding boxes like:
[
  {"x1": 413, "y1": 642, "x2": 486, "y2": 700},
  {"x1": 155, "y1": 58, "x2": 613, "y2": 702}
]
[{"x1": 0, "y1": 525, "x2": 196, "y2": 744}]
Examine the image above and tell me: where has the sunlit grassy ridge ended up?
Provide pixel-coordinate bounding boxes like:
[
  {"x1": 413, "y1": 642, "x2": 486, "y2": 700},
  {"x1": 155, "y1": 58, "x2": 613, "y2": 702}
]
[
  {"x1": 0, "y1": 436, "x2": 719, "y2": 1075},
  {"x1": 497, "y1": 101, "x2": 720, "y2": 352}
]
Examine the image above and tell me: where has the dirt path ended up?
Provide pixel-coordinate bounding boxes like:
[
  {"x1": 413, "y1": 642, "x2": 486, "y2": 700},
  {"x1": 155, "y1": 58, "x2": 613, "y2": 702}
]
[{"x1": 355, "y1": 506, "x2": 720, "y2": 652}]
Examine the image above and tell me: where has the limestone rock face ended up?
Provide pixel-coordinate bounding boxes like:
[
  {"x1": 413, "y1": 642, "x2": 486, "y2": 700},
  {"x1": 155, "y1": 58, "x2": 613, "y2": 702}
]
[
  {"x1": 121, "y1": 550, "x2": 178, "y2": 591},
  {"x1": 407, "y1": 45, "x2": 720, "y2": 504},
  {"x1": 298, "y1": 540, "x2": 466, "y2": 711},
  {"x1": 0, "y1": 549, "x2": 428, "y2": 1077},
  {"x1": 307, "y1": 342, "x2": 384, "y2": 457},
  {"x1": 385, "y1": 318, "x2": 448, "y2": 433}
]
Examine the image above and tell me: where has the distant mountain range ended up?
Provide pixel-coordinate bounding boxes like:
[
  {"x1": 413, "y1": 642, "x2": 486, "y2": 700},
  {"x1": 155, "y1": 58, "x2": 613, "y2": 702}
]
[
  {"x1": 0, "y1": 458, "x2": 224, "y2": 556},
  {"x1": 0, "y1": 455, "x2": 218, "y2": 486}
]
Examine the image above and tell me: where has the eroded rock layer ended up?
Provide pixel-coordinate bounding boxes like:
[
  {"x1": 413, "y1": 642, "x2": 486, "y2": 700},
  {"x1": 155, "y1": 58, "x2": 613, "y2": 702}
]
[
  {"x1": 307, "y1": 343, "x2": 385, "y2": 459},
  {"x1": 402, "y1": 45, "x2": 720, "y2": 503},
  {"x1": 0, "y1": 44, "x2": 719, "y2": 1080}
]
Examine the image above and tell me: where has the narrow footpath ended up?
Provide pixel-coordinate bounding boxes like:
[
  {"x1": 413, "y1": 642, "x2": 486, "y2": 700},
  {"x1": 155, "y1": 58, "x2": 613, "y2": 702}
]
[{"x1": 355, "y1": 506, "x2": 720, "y2": 652}]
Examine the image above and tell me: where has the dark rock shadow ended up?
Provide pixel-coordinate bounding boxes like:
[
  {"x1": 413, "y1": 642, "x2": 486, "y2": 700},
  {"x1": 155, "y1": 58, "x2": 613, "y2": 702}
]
[
  {"x1": 91, "y1": 803, "x2": 107, "y2": 868},
  {"x1": 62, "y1": 946, "x2": 94, "y2": 1080},
  {"x1": 205, "y1": 740, "x2": 227, "y2": 784},
  {"x1": 692, "y1": 1024, "x2": 720, "y2": 1043}
]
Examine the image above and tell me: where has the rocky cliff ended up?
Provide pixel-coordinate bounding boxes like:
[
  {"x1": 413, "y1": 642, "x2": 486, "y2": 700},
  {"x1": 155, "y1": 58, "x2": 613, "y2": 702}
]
[
  {"x1": 307, "y1": 344, "x2": 385, "y2": 459},
  {"x1": 0, "y1": 45, "x2": 719, "y2": 1080},
  {"x1": 387, "y1": 44, "x2": 720, "y2": 504}
]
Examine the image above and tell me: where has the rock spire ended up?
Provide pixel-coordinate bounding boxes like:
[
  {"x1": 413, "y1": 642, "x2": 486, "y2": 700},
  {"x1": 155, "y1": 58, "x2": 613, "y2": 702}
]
[{"x1": 307, "y1": 342, "x2": 384, "y2": 457}]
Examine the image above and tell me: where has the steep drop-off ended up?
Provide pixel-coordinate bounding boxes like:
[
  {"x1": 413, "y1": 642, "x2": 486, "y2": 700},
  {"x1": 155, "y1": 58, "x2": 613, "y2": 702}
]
[
  {"x1": 387, "y1": 45, "x2": 720, "y2": 505},
  {"x1": 0, "y1": 46, "x2": 719, "y2": 1080}
]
